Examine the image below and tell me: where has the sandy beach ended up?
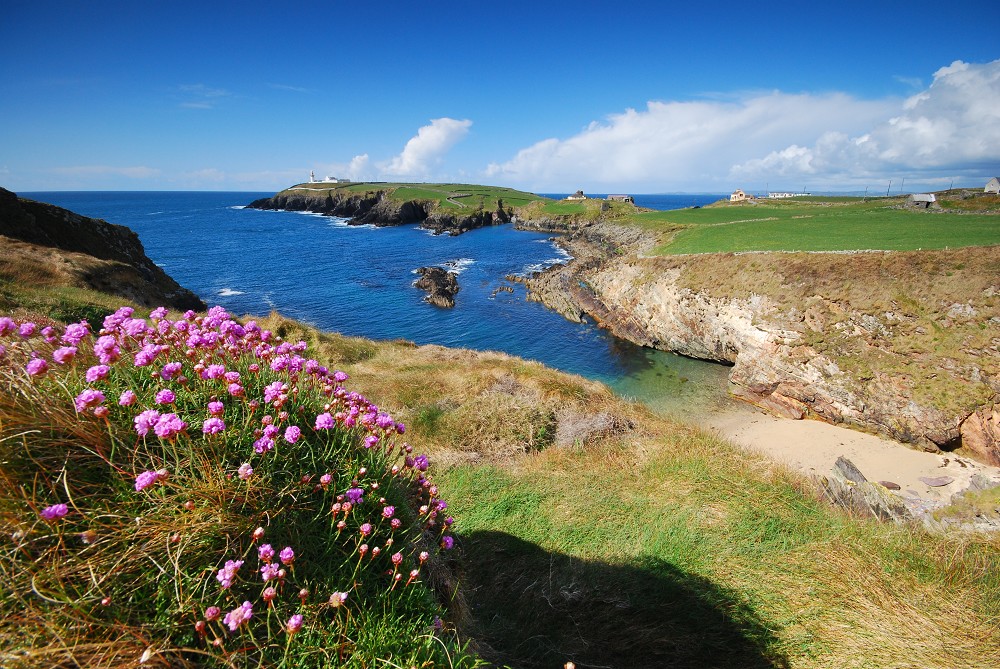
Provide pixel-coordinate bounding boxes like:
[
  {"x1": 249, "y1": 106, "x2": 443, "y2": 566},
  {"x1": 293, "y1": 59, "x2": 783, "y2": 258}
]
[{"x1": 705, "y1": 406, "x2": 1000, "y2": 505}]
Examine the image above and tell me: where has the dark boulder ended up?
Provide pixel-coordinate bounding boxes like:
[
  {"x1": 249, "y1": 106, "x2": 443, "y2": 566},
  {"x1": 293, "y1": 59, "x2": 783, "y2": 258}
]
[{"x1": 414, "y1": 266, "x2": 460, "y2": 308}]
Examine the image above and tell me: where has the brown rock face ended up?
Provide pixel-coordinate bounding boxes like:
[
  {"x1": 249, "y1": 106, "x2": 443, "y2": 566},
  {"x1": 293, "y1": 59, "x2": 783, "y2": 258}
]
[
  {"x1": 961, "y1": 405, "x2": 1000, "y2": 465},
  {"x1": 0, "y1": 187, "x2": 206, "y2": 311}
]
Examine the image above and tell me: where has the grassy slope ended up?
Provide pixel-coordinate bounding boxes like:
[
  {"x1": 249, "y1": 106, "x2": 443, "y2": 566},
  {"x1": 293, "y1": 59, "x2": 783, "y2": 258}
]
[
  {"x1": 280, "y1": 182, "x2": 546, "y2": 212},
  {"x1": 635, "y1": 193, "x2": 1000, "y2": 255}
]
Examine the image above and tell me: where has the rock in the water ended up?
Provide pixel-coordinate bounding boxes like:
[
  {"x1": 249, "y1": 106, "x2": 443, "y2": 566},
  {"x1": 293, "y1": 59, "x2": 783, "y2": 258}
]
[
  {"x1": 918, "y1": 476, "x2": 955, "y2": 487},
  {"x1": 414, "y1": 266, "x2": 460, "y2": 308}
]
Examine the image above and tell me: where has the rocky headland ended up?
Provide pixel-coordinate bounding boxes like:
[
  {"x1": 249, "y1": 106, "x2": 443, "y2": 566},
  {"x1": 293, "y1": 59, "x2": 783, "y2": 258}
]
[
  {"x1": 0, "y1": 187, "x2": 205, "y2": 311},
  {"x1": 517, "y1": 219, "x2": 1000, "y2": 467},
  {"x1": 247, "y1": 187, "x2": 513, "y2": 235},
  {"x1": 414, "y1": 266, "x2": 460, "y2": 308}
]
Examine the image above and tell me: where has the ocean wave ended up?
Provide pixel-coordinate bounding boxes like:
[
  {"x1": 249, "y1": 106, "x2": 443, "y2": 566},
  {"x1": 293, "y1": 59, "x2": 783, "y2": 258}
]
[
  {"x1": 440, "y1": 258, "x2": 475, "y2": 274},
  {"x1": 218, "y1": 288, "x2": 245, "y2": 296},
  {"x1": 228, "y1": 205, "x2": 245, "y2": 210}
]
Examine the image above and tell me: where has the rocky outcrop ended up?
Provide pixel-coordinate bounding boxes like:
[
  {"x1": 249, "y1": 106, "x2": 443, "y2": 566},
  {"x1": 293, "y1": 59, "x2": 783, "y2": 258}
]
[
  {"x1": 520, "y1": 222, "x2": 1000, "y2": 464},
  {"x1": 0, "y1": 188, "x2": 205, "y2": 311},
  {"x1": 414, "y1": 267, "x2": 460, "y2": 308},
  {"x1": 248, "y1": 188, "x2": 512, "y2": 235}
]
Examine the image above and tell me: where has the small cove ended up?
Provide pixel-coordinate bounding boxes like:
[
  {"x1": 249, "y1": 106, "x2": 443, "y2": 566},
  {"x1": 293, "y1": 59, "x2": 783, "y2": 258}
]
[{"x1": 25, "y1": 190, "x2": 733, "y2": 418}]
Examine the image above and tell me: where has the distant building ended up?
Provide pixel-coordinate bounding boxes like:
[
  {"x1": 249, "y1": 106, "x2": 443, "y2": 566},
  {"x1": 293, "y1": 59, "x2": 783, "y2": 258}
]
[
  {"x1": 907, "y1": 193, "x2": 937, "y2": 209},
  {"x1": 730, "y1": 189, "x2": 755, "y2": 202},
  {"x1": 985, "y1": 177, "x2": 1000, "y2": 194},
  {"x1": 309, "y1": 170, "x2": 317, "y2": 183},
  {"x1": 565, "y1": 190, "x2": 587, "y2": 201},
  {"x1": 606, "y1": 194, "x2": 634, "y2": 204}
]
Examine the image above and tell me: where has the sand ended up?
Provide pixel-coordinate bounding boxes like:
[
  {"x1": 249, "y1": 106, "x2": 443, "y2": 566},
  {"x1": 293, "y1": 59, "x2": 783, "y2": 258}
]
[{"x1": 704, "y1": 405, "x2": 1000, "y2": 505}]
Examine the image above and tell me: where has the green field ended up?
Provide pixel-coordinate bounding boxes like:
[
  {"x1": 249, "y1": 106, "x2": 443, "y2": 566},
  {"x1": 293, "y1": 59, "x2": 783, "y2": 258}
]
[
  {"x1": 283, "y1": 182, "x2": 546, "y2": 212},
  {"x1": 636, "y1": 196, "x2": 1000, "y2": 254}
]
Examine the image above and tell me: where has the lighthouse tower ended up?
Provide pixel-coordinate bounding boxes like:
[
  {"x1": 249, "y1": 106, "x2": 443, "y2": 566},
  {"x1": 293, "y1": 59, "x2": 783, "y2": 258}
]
[{"x1": 309, "y1": 170, "x2": 316, "y2": 183}]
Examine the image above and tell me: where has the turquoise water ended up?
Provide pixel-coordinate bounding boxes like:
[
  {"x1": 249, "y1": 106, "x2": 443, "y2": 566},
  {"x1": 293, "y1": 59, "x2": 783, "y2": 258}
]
[{"x1": 24, "y1": 191, "x2": 733, "y2": 416}]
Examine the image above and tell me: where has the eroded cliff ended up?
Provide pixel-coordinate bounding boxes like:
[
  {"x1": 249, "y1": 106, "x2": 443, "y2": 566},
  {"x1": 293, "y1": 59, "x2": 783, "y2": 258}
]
[{"x1": 522, "y1": 222, "x2": 1000, "y2": 465}]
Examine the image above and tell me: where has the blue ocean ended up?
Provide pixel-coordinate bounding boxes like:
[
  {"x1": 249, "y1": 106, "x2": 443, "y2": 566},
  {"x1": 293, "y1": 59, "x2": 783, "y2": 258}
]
[{"x1": 23, "y1": 191, "x2": 731, "y2": 416}]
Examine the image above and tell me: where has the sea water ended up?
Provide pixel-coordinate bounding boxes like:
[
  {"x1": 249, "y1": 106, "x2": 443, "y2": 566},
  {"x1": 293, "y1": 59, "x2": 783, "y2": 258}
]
[{"x1": 23, "y1": 191, "x2": 732, "y2": 416}]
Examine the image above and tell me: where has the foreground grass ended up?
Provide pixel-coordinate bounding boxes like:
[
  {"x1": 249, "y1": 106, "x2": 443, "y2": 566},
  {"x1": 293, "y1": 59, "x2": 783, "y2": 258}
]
[{"x1": 3, "y1": 288, "x2": 999, "y2": 668}]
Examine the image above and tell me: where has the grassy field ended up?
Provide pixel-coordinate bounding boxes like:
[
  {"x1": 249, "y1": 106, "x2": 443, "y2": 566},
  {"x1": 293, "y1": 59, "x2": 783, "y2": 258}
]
[
  {"x1": 634, "y1": 194, "x2": 1000, "y2": 255},
  {"x1": 282, "y1": 182, "x2": 546, "y2": 212},
  {"x1": 2, "y1": 280, "x2": 1000, "y2": 668}
]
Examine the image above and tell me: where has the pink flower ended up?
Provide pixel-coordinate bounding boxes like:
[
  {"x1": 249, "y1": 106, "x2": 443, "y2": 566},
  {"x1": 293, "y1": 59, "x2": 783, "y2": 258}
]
[
  {"x1": 52, "y1": 346, "x2": 77, "y2": 364},
  {"x1": 93, "y1": 335, "x2": 120, "y2": 364},
  {"x1": 207, "y1": 401, "x2": 225, "y2": 416},
  {"x1": 284, "y1": 425, "x2": 301, "y2": 444},
  {"x1": 161, "y1": 362, "x2": 183, "y2": 380},
  {"x1": 153, "y1": 413, "x2": 186, "y2": 439},
  {"x1": 279, "y1": 546, "x2": 295, "y2": 565},
  {"x1": 319, "y1": 473, "x2": 332, "y2": 486},
  {"x1": 61, "y1": 321, "x2": 89, "y2": 345},
  {"x1": 0, "y1": 317, "x2": 15, "y2": 335},
  {"x1": 202, "y1": 417, "x2": 226, "y2": 435},
  {"x1": 204, "y1": 606, "x2": 221, "y2": 621},
  {"x1": 74, "y1": 389, "x2": 106, "y2": 413},
  {"x1": 258, "y1": 543, "x2": 275, "y2": 562},
  {"x1": 252, "y1": 527, "x2": 265, "y2": 541},
  {"x1": 118, "y1": 390, "x2": 137, "y2": 406},
  {"x1": 227, "y1": 383, "x2": 244, "y2": 397},
  {"x1": 237, "y1": 462, "x2": 253, "y2": 480},
  {"x1": 134, "y1": 409, "x2": 161, "y2": 436},
  {"x1": 382, "y1": 505, "x2": 395, "y2": 519},
  {"x1": 26, "y1": 358, "x2": 48, "y2": 376},
  {"x1": 262, "y1": 586, "x2": 277, "y2": 602},
  {"x1": 314, "y1": 412, "x2": 334, "y2": 430},
  {"x1": 135, "y1": 469, "x2": 165, "y2": 492},
  {"x1": 40, "y1": 503, "x2": 69, "y2": 521},
  {"x1": 216, "y1": 559, "x2": 243, "y2": 589},
  {"x1": 223, "y1": 601, "x2": 253, "y2": 631},
  {"x1": 85, "y1": 365, "x2": 110, "y2": 383},
  {"x1": 202, "y1": 364, "x2": 226, "y2": 379},
  {"x1": 286, "y1": 614, "x2": 303, "y2": 634},
  {"x1": 18, "y1": 322, "x2": 37, "y2": 337},
  {"x1": 391, "y1": 551, "x2": 403, "y2": 566},
  {"x1": 260, "y1": 563, "x2": 280, "y2": 582},
  {"x1": 359, "y1": 523, "x2": 372, "y2": 537},
  {"x1": 150, "y1": 306, "x2": 168, "y2": 320},
  {"x1": 155, "y1": 389, "x2": 176, "y2": 405}
]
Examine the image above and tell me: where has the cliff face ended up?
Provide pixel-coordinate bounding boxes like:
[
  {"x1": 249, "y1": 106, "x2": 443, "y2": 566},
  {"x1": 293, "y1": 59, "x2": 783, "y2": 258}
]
[
  {"x1": 0, "y1": 188, "x2": 205, "y2": 311},
  {"x1": 248, "y1": 189, "x2": 512, "y2": 235},
  {"x1": 522, "y1": 224, "x2": 1000, "y2": 465}
]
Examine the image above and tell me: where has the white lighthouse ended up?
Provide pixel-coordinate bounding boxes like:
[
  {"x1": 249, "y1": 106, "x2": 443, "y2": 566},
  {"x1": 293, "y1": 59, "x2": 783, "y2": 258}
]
[{"x1": 309, "y1": 170, "x2": 316, "y2": 183}]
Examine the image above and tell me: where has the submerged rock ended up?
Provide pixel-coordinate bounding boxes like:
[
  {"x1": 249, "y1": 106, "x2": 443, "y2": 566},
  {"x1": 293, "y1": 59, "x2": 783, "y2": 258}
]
[{"x1": 414, "y1": 266, "x2": 460, "y2": 308}]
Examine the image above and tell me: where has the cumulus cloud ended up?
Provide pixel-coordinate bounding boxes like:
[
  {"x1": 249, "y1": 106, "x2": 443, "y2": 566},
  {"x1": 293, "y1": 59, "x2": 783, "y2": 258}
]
[
  {"x1": 488, "y1": 59, "x2": 1000, "y2": 191},
  {"x1": 383, "y1": 118, "x2": 472, "y2": 177},
  {"x1": 487, "y1": 93, "x2": 892, "y2": 191},
  {"x1": 732, "y1": 59, "x2": 1000, "y2": 188},
  {"x1": 347, "y1": 154, "x2": 370, "y2": 180}
]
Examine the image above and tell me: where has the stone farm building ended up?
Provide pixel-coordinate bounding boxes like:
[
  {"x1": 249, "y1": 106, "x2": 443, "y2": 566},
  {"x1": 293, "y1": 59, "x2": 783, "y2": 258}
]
[
  {"x1": 986, "y1": 177, "x2": 1000, "y2": 194},
  {"x1": 606, "y1": 194, "x2": 634, "y2": 204},
  {"x1": 730, "y1": 189, "x2": 755, "y2": 202},
  {"x1": 565, "y1": 190, "x2": 587, "y2": 201}
]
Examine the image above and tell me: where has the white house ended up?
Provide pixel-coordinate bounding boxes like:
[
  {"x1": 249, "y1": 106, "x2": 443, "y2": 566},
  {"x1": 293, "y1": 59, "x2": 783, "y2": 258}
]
[
  {"x1": 565, "y1": 190, "x2": 587, "y2": 201},
  {"x1": 730, "y1": 189, "x2": 749, "y2": 202},
  {"x1": 985, "y1": 177, "x2": 1000, "y2": 194}
]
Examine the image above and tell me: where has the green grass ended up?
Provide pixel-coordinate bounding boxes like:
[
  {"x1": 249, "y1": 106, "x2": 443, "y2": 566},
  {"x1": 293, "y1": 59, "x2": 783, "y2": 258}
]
[{"x1": 281, "y1": 182, "x2": 547, "y2": 214}]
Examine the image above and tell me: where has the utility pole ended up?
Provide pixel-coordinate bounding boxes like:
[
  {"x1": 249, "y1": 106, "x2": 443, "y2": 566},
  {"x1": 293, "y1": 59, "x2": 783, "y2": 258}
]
[
  {"x1": 900, "y1": 177, "x2": 905, "y2": 194},
  {"x1": 863, "y1": 186, "x2": 869, "y2": 202}
]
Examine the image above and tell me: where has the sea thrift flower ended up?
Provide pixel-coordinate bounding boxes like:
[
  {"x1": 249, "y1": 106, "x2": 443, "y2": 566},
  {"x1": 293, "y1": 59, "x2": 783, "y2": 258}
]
[
  {"x1": 155, "y1": 389, "x2": 176, "y2": 404},
  {"x1": 252, "y1": 527, "x2": 265, "y2": 541},
  {"x1": 135, "y1": 409, "x2": 163, "y2": 437},
  {"x1": 153, "y1": 413, "x2": 186, "y2": 439},
  {"x1": 118, "y1": 390, "x2": 137, "y2": 406},
  {"x1": 207, "y1": 401, "x2": 225, "y2": 416},
  {"x1": 284, "y1": 426, "x2": 301, "y2": 444},
  {"x1": 286, "y1": 614, "x2": 303, "y2": 634},
  {"x1": 359, "y1": 523, "x2": 372, "y2": 537},
  {"x1": 223, "y1": 601, "x2": 253, "y2": 632},
  {"x1": 74, "y1": 389, "x2": 106, "y2": 413},
  {"x1": 390, "y1": 518, "x2": 402, "y2": 530},
  {"x1": 227, "y1": 383, "x2": 244, "y2": 397},
  {"x1": 259, "y1": 544, "x2": 275, "y2": 562},
  {"x1": 382, "y1": 506, "x2": 395, "y2": 519},
  {"x1": 85, "y1": 365, "x2": 110, "y2": 383},
  {"x1": 0, "y1": 317, "x2": 15, "y2": 335},
  {"x1": 333, "y1": 371, "x2": 348, "y2": 383},
  {"x1": 205, "y1": 606, "x2": 221, "y2": 621},
  {"x1": 52, "y1": 346, "x2": 77, "y2": 364},
  {"x1": 40, "y1": 503, "x2": 69, "y2": 521},
  {"x1": 26, "y1": 358, "x2": 48, "y2": 376},
  {"x1": 314, "y1": 412, "x2": 334, "y2": 430},
  {"x1": 203, "y1": 417, "x2": 226, "y2": 435},
  {"x1": 93, "y1": 335, "x2": 121, "y2": 364},
  {"x1": 161, "y1": 362, "x2": 183, "y2": 380},
  {"x1": 203, "y1": 364, "x2": 226, "y2": 379},
  {"x1": 253, "y1": 436, "x2": 274, "y2": 454},
  {"x1": 391, "y1": 551, "x2": 403, "y2": 566},
  {"x1": 260, "y1": 563, "x2": 280, "y2": 582},
  {"x1": 441, "y1": 535, "x2": 455, "y2": 550},
  {"x1": 150, "y1": 306, "x2": 168, "y2": 320},
  {"x1": 320, "y1": 473, "x2": 332, "y2": 486},
  {"x1": 19, "y1": 322, "x2": 37, "y2": 337},
  {"x1": 414, "y1": 455, "x2": 429, "y2": 472},
  {"x1": 216, "y1": 559, "x2": 243, "y2": 589},
  {"x1": 262, "y1": 586, "x2": 277, "y2": 603},
  {"x1": 61, "y1": 321, "x2": 88, "y2": 345},
  {"x1": 237, "y1": 462, "x2": 253, "y2": 480},
  {"x1": 279, "y1": 546, "x2": 295, "y2": 565},
  {"x1": 134, "y1": 469, "x2": 165, "y2": 492}
]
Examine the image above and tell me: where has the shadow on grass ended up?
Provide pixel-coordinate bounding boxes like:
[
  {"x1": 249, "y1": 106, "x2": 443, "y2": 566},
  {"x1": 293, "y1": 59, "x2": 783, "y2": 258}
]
[{"x1": 460, "y1": 531, "x2": 788, "y2": 669}]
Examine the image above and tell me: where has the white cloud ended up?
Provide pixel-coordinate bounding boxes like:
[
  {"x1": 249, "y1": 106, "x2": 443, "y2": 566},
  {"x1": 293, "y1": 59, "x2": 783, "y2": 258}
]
[
  {"x1": 383, "y1": 118, "x2": 472, "y2": 177},
  {"x1": 487, "y1": 59, "x2": 1000, "y2": 191},
  {"x1": 177, "y1": 84, "x2": 232, "y2": 109},
  {"x1": 487, "y1": 93, "x2": 892, "y2": 191},
  {"x1": 731, "y1": 59, "x2": 1000, "y2": 188},
  {"x1": 347, "y1": 154, "x2": 370, "y2": 180}
]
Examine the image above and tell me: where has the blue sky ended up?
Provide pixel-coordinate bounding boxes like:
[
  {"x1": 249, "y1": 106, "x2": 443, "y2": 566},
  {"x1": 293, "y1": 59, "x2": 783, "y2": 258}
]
[{"x1": 2, "y1": 1, "x2": 998, "y2": 193}]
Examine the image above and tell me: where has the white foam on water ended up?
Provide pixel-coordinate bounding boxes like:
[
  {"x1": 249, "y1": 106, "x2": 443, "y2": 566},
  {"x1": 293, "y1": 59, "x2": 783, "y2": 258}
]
[
  {"x1": 439, "y1": 258, "x2": 475, "y2": 274},
  {"x1": 218, "y1": 288, "x2": 245, "y2": 297}
]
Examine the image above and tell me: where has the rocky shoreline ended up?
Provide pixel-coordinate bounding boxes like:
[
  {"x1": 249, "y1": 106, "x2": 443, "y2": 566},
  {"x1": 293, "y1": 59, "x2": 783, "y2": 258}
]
[
  {"x1": 516, "y1": 219, "x2": 1000, "y2": 467},
  {"x1": 247, "y1": 188, "x2": 513, "y2": 235},
  {"x1": 414, "y1": 266, "x2": 460, "y2": 308}
]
